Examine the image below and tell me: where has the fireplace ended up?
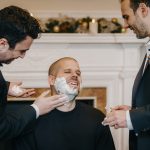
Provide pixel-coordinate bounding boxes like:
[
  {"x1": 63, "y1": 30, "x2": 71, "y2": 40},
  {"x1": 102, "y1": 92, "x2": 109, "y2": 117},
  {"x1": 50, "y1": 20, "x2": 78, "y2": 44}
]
[{"x1": 4, "y1": 33, "x2": 147, "y2": 150}]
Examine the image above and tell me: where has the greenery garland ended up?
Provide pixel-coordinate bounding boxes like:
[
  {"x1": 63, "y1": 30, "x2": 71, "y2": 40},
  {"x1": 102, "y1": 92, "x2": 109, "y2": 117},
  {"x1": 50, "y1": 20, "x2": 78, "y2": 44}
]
[{"x1": 40, "y1": 16, "x2": 126, "y2": 33}]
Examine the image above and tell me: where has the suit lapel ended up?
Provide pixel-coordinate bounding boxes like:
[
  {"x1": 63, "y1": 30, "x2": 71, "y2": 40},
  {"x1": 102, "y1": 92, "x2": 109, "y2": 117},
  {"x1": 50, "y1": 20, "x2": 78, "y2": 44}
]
[{"x1": 132, "y1": 55, "x2": 147, "y2": 107}]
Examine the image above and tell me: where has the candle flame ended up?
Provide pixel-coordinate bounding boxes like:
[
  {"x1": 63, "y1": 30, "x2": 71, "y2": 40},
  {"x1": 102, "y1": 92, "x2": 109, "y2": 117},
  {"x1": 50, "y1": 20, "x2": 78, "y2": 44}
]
[
  {"x1": 30, "y1": 13, "x2": 33, "y2": 17},
  {"x1": 92, "y1": 19, "x2": 96, "y2": 23}
]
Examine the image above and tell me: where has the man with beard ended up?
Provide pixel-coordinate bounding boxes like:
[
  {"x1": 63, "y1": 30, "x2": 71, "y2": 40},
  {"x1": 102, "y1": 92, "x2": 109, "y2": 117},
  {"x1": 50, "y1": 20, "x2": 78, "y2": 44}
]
[
  {"x1": 102, "y1": 0, "x2": 150, "y2": 150},
  {"x1": 10, "y1": 57, "x2": 116, "y2": 150},
  {"x1": 0, "y1": 5, "x2": 68, "y2": 140}
]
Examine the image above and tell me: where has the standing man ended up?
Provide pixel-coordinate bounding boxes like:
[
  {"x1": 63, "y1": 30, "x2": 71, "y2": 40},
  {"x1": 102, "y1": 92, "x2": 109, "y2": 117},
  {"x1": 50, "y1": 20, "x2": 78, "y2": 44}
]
[
  {"x1": 0, "y1": 5, "x2": 68, "y2": 140},
  {"x1": 10, "y1": 57, "x2": 116, "y2": 150},
  {"x1": 103, "y1": 0, "x2": 150, "y2": 150}
]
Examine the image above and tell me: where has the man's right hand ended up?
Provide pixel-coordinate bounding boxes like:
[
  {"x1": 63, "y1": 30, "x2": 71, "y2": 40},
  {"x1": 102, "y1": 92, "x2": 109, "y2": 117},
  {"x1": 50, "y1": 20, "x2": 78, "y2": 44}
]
[
  {"x1": 102, "y1": 105, "x2": 131, "y2": 129},
  {"x1": 33, "y1": 90, "x2": 68, "y2": 116}
]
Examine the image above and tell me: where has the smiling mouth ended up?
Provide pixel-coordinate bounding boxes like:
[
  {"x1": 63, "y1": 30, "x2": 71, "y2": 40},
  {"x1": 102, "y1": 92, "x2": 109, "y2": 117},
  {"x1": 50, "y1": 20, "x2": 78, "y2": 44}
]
[{"x1": 69, "y1": 81, "x2": 78, "y2": 88}]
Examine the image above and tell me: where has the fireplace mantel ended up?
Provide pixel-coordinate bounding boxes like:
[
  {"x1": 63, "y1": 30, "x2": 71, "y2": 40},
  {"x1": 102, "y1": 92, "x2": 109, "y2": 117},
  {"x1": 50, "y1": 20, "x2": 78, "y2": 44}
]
[
  {"x1": 35, "y1": 33, "x2": 148, "y2": 44},
  {"x1": 2, "y1": 33, "x2": 147, "y2": 150}
]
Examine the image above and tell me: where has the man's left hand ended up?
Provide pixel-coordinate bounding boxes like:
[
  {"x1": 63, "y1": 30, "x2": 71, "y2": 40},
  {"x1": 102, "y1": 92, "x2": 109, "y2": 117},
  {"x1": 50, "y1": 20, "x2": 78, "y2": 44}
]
[
  {"x1": 102, "y1": 110, "x2": 127, "y2": 129},
  {"x1": 8, "y1": 82, "x2": 35, "y2": 98}
]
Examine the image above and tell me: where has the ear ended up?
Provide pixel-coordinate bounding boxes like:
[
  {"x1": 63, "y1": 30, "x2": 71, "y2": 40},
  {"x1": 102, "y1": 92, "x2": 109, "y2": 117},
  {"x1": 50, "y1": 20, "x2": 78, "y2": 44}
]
[
  {"x1": 48, "y1": 75, "x2": 56, "y2": 86},
  {"x1": 138, "y1": 3, "x2": 149, "y2": 17},
  {"x1": 0, "y1": 38, "x2": 9, "y2": 51}
]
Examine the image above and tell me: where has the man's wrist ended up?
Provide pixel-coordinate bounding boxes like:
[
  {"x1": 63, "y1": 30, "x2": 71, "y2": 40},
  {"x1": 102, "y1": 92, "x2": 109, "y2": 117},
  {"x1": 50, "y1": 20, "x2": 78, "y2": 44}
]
[{"x1": 31, "y1": 104, "x2": 40, "y2": 119}]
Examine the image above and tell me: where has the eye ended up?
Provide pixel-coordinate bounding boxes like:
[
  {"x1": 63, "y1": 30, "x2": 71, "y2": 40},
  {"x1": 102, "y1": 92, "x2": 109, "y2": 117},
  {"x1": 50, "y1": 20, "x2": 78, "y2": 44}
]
[
  {"x1": 76, "y1": 71, "x2": 81, "y2": 76},
  {"x1": 123, "y1": 15, "x2": 129, "y2": 20}
]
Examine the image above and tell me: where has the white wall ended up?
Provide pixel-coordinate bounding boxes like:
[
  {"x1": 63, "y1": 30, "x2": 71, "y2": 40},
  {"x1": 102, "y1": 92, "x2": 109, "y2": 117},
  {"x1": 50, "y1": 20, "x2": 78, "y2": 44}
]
[{"x1": 0, "y1": 0, "x2": 120, "y2": 12}]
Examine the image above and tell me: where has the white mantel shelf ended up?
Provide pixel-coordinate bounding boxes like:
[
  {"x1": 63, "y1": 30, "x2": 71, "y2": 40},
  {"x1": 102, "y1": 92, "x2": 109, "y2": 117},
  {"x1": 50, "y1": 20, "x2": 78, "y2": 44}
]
[{"x1": 34, "y1": 33, "x2": 148, "y2": 44}]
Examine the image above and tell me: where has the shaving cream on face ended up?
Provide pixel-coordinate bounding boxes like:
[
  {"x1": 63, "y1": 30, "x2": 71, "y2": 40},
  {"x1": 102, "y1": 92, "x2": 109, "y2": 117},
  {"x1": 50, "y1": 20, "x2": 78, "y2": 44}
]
[
  {"x1": 54, "y1": 77, "x2": 78, "y2": 101},
  {"x1": 11, "y1": 85, "x2": 23, "y2": 94}
]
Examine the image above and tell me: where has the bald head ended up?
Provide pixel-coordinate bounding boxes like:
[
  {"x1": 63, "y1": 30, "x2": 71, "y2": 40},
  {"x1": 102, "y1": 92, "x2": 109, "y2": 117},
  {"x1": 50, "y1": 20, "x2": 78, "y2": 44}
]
[
  {"x1": 48, "y1": 57, "x2": 81, "y2": 96},
  {"x1": 48, "y1": 57, "x2": 78, "y2": 76}
]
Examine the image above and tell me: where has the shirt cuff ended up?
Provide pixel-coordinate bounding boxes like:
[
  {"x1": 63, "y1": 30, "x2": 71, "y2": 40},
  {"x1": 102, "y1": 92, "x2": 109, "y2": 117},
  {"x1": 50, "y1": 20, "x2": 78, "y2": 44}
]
[
  {"x1": 31, "y1": 104, "x2": 40, "y2": 119},
  {"x1": 126, "y1": 110, "x2": 133, "y2": 130}
]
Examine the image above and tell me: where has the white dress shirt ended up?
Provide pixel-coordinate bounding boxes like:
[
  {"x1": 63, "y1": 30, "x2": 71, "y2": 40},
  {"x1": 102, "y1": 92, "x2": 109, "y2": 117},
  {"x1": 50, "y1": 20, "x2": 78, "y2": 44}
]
[{"x1": 31, "y1": 104, "x2": 40, "y2": 118}]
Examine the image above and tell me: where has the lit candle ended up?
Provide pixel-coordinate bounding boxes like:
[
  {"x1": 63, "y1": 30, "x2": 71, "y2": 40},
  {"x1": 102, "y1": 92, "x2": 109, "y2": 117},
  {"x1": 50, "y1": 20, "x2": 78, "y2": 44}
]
[
  {"x1": 89, "y1": 19, "x2": 98, "y2": 34},
  {"x1": 30, "y1": 13, "x2": 33, "y2": 17}
]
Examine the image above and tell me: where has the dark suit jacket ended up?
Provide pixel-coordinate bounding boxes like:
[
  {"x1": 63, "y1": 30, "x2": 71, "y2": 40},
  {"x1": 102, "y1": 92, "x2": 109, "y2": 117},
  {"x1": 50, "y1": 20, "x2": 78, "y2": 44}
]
[
  {"x1": 129, "y1": 57, "x2": 150, "y2": 150},
  {"x1": 0, "y1": 69, "x2": 36, "y2": 141}
]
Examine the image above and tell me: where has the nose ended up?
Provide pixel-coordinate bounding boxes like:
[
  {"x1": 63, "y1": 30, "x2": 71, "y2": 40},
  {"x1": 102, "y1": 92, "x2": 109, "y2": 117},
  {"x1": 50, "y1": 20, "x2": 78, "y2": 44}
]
[
  {"x1": 71, "y1": 72, "x2": 78, "y2": 79},
  {"x1": 124, "y1": 20, "x2": 129, "y2": 29},
  {"x1": 19, "y1": 52, "x2": 26, "y2": 59}
]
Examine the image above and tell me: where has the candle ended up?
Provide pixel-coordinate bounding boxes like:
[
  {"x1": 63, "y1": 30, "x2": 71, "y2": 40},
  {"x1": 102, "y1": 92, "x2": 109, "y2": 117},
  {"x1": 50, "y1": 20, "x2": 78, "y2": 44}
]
[{"x1": 89, "y1": 19, "x2": 98, "y2": 34}]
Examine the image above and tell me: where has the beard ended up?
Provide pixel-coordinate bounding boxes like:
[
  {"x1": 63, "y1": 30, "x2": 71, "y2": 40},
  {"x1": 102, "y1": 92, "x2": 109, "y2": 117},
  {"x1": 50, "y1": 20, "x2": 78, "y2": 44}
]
[
  {"x1": 132, "y1": 15, "x2": 149, "y2": 39},
  {"x1": 54, "y1": 77, "x2": 79, "y2": 101},
  {"x1": 130, "y1": 24, "x2": 148, "y2": 39},
  {"x1": 136, "y1": 31, "x2": 148, "y2": 39},
  {"x1": 0, "y1": 58, "x2": 14, "y2": 64}
]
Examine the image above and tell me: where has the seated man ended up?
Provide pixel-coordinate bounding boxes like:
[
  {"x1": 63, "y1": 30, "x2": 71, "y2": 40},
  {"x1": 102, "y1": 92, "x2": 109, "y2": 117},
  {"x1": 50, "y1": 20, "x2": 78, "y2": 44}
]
[{"x1": 11, "y1": 57, "x2": 116, "y2": 150}]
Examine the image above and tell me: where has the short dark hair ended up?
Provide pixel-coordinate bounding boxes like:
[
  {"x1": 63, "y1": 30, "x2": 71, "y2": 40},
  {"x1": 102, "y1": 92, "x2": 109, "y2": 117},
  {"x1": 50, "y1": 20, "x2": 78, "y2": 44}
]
[
  {"x1": 0, "y1": 5, "x2": 41, "y2": 48},
  {"x1": 121, "y1": 0, "x2": 150, "y2": 12},
  {"x1": 130, "y1": 0, "x2": 150, "y2": 12}
]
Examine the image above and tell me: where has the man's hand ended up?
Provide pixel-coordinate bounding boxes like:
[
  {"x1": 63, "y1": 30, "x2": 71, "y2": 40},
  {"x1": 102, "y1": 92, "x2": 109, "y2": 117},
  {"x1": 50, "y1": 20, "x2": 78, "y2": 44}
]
[
  {"x1": 102, "y1": 105, "x2": 131, "y2": 129},
  {"x1": 33, "y1": 90, "x2": 69, "y2": 116},
  {"x1": 8, "y1": 82, "x2": 35, "y2": 97},
  {"x1": 102, "y1": 110, "x2": 127, "y2": 129}
]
